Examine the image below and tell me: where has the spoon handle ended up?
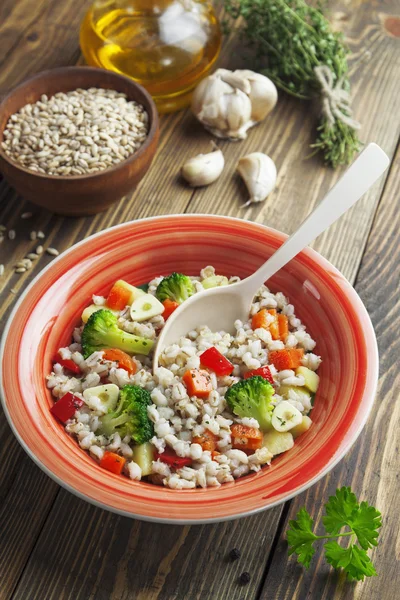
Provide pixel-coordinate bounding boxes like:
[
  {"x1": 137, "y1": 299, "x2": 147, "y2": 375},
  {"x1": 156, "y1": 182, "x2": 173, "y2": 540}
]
[{"x1": 245, "y1": 143, "x2": 389, "y2": 292}]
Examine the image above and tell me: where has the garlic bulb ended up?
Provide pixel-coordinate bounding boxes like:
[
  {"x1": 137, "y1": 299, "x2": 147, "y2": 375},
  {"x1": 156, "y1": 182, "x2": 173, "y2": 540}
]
[
  {"x1": 237, "y1": 152, "x2": 277, "y2": 206},
  {"x1": 191, "y1": 68, "x2": 277, "y2": 140},
  {"x1": 234, "y1": 70, "x2": 278, "y2": 122},
  {"x1": 181, "y1": 144, "x2": 224, "y2": 187}
]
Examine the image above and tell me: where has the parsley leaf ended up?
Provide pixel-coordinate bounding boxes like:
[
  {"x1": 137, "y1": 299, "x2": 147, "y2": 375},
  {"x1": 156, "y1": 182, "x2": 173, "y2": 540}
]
[
  {"x1": 350, "y1": 502, "x2": 382, "y2": 550},
  {"x1": 287, "y1": 507, "x2": 318, "y2": 568},
  {"x1": 323, "y1": 486, "x2": 359, "y2": 534},
  {"x1": 286, "y1": 487, "x2": 381, "y2": 582},
  {"x1": 325, "y1": 542, "x2": 378, "y2": 581}
]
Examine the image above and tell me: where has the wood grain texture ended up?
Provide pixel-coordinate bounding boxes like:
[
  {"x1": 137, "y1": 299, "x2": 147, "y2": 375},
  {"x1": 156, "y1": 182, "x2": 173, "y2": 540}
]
[
  {"x1": 11, "y1": 487, "x2": 283, "y2": 600},
  {"x1": 0, "y1": 0, "x2": 399, "y2": 598},
  {"x1": 258, "y1": 140, "x2": 400, "y2": 600}
]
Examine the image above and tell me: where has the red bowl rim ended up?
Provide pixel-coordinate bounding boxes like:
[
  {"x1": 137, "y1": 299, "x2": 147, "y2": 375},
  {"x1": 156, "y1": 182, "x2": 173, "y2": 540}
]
[{"x1": 0, "y1": 214, "x2": 378, "y2": 523}]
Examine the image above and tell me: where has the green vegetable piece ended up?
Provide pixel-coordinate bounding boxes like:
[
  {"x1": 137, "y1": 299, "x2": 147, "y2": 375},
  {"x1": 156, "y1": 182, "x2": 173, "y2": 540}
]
[
  {"x1": 155, "y1": 272, "x2": 195, "y2": 304},
  {"x1": 99, "y1": 384, "x2": 154, "y2": 444},
  {"x1": 132, "y1": 442, "x2": 154, "y2": 476},
  {"x1": 201, "y1": 275, "x2": 229, "y2": 289},
  {"x1": 286, "y1": 486, "x2": 382, "y2": 581},
  {"x1": 225, "y1": 376, "x2": 274, "y2": 431},
  {"x1": 81, "y1": 308, "x2": 154, "y2": 358}
]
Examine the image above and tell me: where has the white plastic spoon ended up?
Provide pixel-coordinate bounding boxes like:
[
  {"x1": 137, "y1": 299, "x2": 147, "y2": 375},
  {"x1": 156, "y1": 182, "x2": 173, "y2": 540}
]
[{"x1": 153, "y1": 143, "x2": 389, "y2": 370}]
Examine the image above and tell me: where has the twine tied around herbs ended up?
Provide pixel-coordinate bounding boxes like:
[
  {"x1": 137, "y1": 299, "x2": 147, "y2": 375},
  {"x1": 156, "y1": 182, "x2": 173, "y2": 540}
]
[{"x1": 314, "y1": 65, "x2": 361, "y2": 131}]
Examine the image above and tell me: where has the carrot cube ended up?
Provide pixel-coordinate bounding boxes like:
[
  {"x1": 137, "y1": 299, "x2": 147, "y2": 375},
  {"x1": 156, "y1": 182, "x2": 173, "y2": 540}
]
[
  {"x1": 278, "y1": 314, "x2": 289, "y2": 341},
  {"x1": 182, "y1": 369, "x2": 213, "y2": 398},
  {"x1": 100, "y1": 451, "x2": 126, "y2": 475}
]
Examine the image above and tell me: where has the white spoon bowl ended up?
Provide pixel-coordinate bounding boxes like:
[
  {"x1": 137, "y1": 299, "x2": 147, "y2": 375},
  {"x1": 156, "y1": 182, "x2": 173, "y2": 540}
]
[{"x1": 154, "y1": 143, "x2": 389, "y2": 370}]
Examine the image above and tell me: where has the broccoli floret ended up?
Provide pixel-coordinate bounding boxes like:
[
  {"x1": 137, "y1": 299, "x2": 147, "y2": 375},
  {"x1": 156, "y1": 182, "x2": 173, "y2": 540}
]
[
  {"x1": 99, "y1": 384, "x2": 154, "y2": 444},
  {"x1": 225, "y1": 376, "x2": 275, "y2": 432},
  {"x1": 81, "y1": 308, "x2": 154, "y2": 358},
  {"x1": 155, "y1": 272, "x2": 195, "y2": 304}
]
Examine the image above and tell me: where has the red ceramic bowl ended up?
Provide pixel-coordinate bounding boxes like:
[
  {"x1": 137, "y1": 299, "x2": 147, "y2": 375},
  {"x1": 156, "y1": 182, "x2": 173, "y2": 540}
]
[{"x1": 0, "y1": 215, "x2": 378, "y2": 523}]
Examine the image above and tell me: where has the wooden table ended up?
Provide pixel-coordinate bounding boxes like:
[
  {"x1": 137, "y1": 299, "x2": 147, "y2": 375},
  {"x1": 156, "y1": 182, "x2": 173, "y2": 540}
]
[{"x1": 0, "y1": 1, "x2": 399, "y2": 598}]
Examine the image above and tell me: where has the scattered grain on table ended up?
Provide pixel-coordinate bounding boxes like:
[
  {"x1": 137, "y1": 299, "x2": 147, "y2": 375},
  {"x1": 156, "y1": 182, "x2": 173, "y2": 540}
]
[
  {"x1": 36, "y1": 245, "x2": 43, "y2": 255},
  {"x1": 21, "y1": 212, "x2": 33, "y2": 219},
  {"x1": 27, "y1": 253, "x2": 39, "y2": 260},
  {"x1": 30, "y1": 231, "x2": 37, "y2": 240},
  {"x1": 46, "y1": 247, "x2": 59, "y2": 256},
  {"x1": 37, "y1": 231, "x2": 45, "y2": 239},
  {"x1": 0, "y1": 264, "x2": 4, "y2": 276},
  {"x1": 8, "y1": 229, "x2": 16, "y2": 240}
]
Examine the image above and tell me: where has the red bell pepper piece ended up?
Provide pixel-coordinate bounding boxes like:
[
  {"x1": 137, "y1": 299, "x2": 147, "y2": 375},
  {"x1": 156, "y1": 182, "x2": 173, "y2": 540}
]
[
  {"x1": 269, "y1": 348, "x2": 304, "y2": 371},
  {"x1": 54, "y1": 353, "x2": 81, "y2": 374},
  {"x1": 50, "y1": 392, "x2": 84, "y2": 423},
  {"x1": 155, "y1": 447, "x2": 192, "y2": 469},
  {"x1": 162, "y1": 299, "x2": 180, "y2": 320},
  {"x1": 200, "y1": 346, "x2": 234, "y2": 376},
  {"x1": 244, "y1": 365, "x2": 274, "y2": 385}
]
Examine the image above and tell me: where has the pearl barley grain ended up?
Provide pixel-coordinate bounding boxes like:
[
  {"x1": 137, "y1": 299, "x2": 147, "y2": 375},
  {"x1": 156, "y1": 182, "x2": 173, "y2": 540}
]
[{"x1": 2, "y1": 88, "x2": 149, "y2": 176}]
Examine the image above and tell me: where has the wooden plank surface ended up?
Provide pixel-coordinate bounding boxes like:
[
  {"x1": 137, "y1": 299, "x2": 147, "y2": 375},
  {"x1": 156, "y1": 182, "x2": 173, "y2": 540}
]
[
  {"x1": 258, "y1": 140, "x2": 400, "y2": 600},
  {"x1": 0, "y1": 0, "x2": 399, "y2": 598}
]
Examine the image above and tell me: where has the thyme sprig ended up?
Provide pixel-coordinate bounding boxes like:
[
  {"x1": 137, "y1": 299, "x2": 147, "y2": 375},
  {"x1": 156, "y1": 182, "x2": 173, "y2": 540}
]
[{"x1": 224, "y1": 0, "x2": 361, "y2": 167}]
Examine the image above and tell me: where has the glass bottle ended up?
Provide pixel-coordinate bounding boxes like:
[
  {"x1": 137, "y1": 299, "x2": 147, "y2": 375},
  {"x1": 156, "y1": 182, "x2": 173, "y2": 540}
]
[{"x1": 80, "y1": 0, "x2": 222, "y2": 113}]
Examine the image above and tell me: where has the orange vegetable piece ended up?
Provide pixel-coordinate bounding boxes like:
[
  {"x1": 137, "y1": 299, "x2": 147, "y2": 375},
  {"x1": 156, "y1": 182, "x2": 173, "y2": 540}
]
[
  {"x1": 102, "y1": 348, "x2": 137, "y2": 375},
  {"x1": 211, "y1": 451, "x2": 221, "y2": 460},
  {"x1": 106, "y1": 282, "x2": 132, "y2": 310},
  {"x1": 251, "y1": 309, "x2": 270, "y2": 330},
  {"x1": 269, "y1": 348, "x2": 304, "y2": 371},
  {"x1": 183, "y1": 369, "x2": 212, "y2": 398},
  {"x1": 277, "y1": 314, "x2": 289, "y2": 341},
  {"x1": 231, "y1": 423, "x2": 263, "y2": 452},
  {"x1": 162, "y1": 299, "x2": 180, "y2": 320},
  {"x1": 267, "y1": 309, "x2": 279, "y2": 340},
  {"x1": 99, "y1": 451, "x2": 126, "y2": 475},
  {"x1": 192, "y1": 430, "x2": 219, "y2": 452},
  {"x1": 251, "y1": 309, "x2": 279, "y2": 339}
]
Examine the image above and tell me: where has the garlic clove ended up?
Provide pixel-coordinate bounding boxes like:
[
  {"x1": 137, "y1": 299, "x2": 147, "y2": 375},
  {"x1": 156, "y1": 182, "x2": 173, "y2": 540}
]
[
  {"x1": 234, "y1": 70, "x2": 278, "y2": 122},
  {"x1": 225, "y1": 89, "x2": 253, "y2": 136},
  {"x1": 191, "y1": 68, "x2": 278, "y2": 140},
  {"x1": 181, "y1": 145, "x2": 224, "y2": 187},
  {"x1": 237, "y1": 152, "x2": 277, "y2": 206},
  {"x1": 192, "y1": 75, "x2": 233, "y2": 131},
  {"x1": 216, "y1": 68, "x2": 252, "y2": 95}
]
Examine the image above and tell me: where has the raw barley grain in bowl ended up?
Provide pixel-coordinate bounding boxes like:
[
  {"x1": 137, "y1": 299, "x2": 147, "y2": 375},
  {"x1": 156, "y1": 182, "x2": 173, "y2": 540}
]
[
  {"x1": 1, "y1": 88, "x2": 148, "y2": 176},
  {"x1": 47, "y1": 267, "x2": 321, "y2": 489}
]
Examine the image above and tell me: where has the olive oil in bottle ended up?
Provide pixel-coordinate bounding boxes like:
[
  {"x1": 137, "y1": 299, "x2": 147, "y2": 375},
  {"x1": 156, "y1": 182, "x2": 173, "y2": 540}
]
[{"x1": 80, "y1": 0, "x2": 222, "y2": 113}]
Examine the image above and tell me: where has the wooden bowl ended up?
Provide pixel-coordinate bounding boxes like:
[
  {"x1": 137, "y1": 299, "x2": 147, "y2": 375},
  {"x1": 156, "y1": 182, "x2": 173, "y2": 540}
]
[{"x1": 0, "y1": 67, "x2": 159, "y2": 216}]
